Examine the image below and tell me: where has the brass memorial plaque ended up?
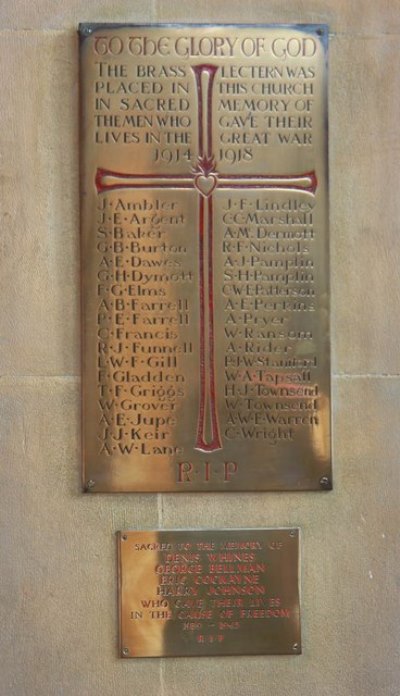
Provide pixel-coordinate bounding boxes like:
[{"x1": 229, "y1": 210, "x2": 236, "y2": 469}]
[
  {"x1": 80, "y1": 24, "x2": 331, "y2": 492},
  {"x1": 118, "y1": 528, "x2": 301, "y2": 657}
]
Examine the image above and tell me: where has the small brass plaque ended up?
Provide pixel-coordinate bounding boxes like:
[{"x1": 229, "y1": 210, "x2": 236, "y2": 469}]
[
  {"x1": 80, "y1": 24, "x2": 331, "y2": 491},
  {"x1": 118, "y1": 529, "x2": 301, "y2": 657}
]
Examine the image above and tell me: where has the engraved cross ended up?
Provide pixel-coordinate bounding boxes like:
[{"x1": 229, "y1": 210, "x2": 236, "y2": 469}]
[{"x1": 96, "y1": 64, "x2": 317, "y2": 453}]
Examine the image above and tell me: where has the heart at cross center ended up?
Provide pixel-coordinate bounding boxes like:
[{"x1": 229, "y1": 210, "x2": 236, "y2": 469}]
[{"x1": 194, "y1": 173, "x2": 218, "y2": 197}]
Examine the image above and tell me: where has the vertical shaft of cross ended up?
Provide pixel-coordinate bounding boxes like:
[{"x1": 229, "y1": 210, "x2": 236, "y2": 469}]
[{"x1": 191, "y1": 65, "x2": 222, "y2": 452}]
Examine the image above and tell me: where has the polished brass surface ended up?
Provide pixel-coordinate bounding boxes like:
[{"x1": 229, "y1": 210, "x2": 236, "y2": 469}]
[
  {"x1": 118, "y1": 529, "x2": 301, "y2": 657},
  {"x1": 80, "y1": 24, "x2": 330, "y2": 491}
]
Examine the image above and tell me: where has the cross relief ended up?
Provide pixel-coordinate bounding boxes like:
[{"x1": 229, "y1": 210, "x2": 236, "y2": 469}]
[{"x1": 96, "y1": 64, "x2": 317, "y2": 453}]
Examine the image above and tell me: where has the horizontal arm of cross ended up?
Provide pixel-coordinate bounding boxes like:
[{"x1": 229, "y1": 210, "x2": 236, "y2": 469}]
[
  {"x1": 218, "y1": 171, "x2": 317, "y2": 195},
  {"x1": 95, "y1": 168, "x2": 194, "y2": 194},
  {"x1": 96, "y1": 167, "x2": 317, "y2": 197}
]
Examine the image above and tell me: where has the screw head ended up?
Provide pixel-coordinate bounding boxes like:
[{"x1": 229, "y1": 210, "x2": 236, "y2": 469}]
[
  {"x1": 86, "y1": 479, "x2": 95, "y2": 490},
  {"x1": 319, "y1": 475, "x2": 331, "y2": 490},
  {"x1": 293, "y1": 642, "x2": 300, "y2": 652},
  {"x1": 81, "y1": 26, "x2": 93, "y2": 36},
  {"x1": 121, "y1": 534, "x2": 128, "y2": 541},
  {"x1": 122, "y1": 647, "x2": 129, "y2": 656},
  {"x1": 289, "y1": 530, "x2": 297, "y2": 538}
]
